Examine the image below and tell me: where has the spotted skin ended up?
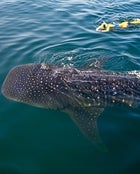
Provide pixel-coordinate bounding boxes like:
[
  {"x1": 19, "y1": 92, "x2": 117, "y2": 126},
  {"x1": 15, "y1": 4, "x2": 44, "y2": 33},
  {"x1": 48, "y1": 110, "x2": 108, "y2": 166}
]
[{"x1": 2, "y1": 63, "x2": 140, "y2": 150}]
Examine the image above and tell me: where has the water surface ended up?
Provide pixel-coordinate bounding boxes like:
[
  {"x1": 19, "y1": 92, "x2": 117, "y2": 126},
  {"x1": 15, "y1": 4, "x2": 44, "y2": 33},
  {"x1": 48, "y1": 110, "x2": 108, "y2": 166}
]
[{"x1": 0, "y1": 0, "x2": 140, "y2": 173}]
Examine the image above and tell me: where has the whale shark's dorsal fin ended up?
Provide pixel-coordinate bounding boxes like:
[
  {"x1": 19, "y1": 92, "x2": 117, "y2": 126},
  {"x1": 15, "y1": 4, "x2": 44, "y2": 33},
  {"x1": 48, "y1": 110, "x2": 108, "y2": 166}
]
[{"x1": 63, "y1": 106, "x2": 107, "y2": 152}]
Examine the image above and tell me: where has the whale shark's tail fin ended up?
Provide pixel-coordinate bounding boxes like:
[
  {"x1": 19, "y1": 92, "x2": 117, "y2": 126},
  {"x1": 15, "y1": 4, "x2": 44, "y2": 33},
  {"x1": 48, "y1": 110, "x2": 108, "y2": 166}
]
[{"x1": 64, "y1": 106, "x2": 108, "y2": 152}]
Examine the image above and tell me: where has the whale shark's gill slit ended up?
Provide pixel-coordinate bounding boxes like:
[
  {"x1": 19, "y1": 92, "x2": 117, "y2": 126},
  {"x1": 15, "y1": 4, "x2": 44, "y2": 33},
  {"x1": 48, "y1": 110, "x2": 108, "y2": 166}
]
[{"x1": 128, "y1": 84, "x2": 140, "y2": 96}]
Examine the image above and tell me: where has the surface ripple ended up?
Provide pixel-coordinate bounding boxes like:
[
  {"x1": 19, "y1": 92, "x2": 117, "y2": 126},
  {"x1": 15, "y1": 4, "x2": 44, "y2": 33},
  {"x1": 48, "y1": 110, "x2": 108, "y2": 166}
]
[{"x1": 0, "y1": 0, "x2": 140, "y2": 174}]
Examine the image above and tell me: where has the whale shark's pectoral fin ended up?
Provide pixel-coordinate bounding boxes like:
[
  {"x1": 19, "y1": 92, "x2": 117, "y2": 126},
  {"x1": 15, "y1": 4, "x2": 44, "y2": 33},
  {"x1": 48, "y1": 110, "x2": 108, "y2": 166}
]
[{"x1": 63, "y1": 106, "x2": 107, "y2": 152}]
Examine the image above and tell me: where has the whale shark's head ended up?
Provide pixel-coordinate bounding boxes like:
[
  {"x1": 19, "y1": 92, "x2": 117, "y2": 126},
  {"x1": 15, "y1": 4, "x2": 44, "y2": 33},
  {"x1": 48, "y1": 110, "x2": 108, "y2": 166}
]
[{"x1": 2, "y1": 63, "x2": 63, "y2": 109}]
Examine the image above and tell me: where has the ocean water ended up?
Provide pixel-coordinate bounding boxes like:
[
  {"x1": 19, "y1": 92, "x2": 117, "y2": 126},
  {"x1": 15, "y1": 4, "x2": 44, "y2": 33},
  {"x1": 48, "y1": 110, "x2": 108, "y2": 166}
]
[{"x1": 0, "y1": 0, "x2": 140, "y2": 173}]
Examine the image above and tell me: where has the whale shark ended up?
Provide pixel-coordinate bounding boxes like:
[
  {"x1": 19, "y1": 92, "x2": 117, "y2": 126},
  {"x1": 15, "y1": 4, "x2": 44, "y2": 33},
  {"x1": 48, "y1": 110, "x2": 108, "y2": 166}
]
[{"x1": 2, "y1": 63, "x2": 140, "y2": 151}]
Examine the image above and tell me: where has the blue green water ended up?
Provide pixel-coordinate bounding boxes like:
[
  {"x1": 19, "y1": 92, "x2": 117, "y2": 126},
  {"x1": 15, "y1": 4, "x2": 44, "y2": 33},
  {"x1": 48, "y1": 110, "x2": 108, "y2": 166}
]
[{"x1": 0, "y1": 0, "x2": 140, "y2": 173}]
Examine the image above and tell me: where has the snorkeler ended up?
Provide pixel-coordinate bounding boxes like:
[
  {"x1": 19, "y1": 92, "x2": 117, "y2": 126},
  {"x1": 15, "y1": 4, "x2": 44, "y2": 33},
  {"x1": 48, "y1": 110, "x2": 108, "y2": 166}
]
[{"x1": 96, "y1": 18, "x2": 140, "y2": 32}]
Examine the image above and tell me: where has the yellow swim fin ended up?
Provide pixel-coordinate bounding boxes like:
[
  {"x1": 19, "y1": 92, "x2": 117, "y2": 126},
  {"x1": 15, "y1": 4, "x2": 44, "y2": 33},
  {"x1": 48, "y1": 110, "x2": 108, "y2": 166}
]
[
  {"x1": 130, "y1": 18, "x2": 140, "y2": 24},
  {"x1": 118, "y1": 21, "x2": 129, "y2": 28}
]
